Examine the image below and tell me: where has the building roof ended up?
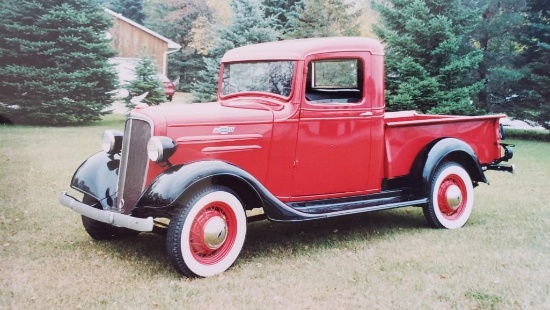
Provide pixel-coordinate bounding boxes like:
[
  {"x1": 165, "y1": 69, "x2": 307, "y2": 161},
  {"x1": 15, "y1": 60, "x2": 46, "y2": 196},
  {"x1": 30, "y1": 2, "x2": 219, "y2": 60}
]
[
  {"x1": 221, "y1": 37, "x2": 384, "y2": 62},
  {"x1": 104, "y1": 8, "x2": 181, "y2": 50}
]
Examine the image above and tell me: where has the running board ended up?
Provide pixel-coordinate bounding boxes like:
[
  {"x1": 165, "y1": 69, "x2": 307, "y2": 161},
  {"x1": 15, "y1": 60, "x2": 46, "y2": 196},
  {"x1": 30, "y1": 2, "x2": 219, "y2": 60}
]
[
  {"x1": 259, "y1": 186, "x2": 429, "y2": 222},
  {"x1": 288, "y1": 190, "x2": 428, "y2": 218}
]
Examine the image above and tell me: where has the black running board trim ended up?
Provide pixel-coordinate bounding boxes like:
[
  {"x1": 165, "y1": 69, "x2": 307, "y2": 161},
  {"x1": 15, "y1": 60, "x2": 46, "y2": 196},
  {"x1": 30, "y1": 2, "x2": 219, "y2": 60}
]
[{"x1": 265, "y1": 192, "x2": 428, "y2": 223}]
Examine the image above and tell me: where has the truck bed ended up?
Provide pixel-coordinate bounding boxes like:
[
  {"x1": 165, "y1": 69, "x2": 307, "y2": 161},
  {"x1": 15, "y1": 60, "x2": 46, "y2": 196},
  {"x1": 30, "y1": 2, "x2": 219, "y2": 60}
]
[{"x1": 383, "y1": 111, "x2": 504, "y2": 179}]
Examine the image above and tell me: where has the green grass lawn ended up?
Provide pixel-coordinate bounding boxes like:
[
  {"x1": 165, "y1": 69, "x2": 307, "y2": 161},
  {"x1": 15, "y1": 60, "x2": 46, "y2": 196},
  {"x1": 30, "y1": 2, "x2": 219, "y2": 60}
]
[{"x1": 1, "y1": 117, "x2": 549, "y2": 309}]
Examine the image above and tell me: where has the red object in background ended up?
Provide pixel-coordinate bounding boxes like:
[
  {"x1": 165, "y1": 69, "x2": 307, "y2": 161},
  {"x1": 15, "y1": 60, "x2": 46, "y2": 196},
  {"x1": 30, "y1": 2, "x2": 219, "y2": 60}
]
[{"x1": 156, "y1": 74, "x2": 175, "y2": 101}]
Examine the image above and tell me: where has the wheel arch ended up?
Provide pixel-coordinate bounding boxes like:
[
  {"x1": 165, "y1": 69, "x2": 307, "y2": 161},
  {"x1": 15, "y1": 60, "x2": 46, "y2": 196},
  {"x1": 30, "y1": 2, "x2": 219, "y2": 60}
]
[
  {"x1": 410, "y1": 138, "x2": 488, "y2": 195},
  {"x1": 134, "y1": 161, "x2": 265, "y2": 217},
  {"x1": 174, "y1": 173, "x2": 264, "y2": 213}
]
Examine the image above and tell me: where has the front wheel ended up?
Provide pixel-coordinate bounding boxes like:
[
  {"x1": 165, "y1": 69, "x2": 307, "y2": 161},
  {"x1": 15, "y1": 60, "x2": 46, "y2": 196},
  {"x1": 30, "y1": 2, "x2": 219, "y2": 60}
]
[
  {"x1": 423, "y1": 162, "x2": 474, "y2": 229},
  {"x1": 166, "y1": 186, "x2": 247, "y2": 277}
]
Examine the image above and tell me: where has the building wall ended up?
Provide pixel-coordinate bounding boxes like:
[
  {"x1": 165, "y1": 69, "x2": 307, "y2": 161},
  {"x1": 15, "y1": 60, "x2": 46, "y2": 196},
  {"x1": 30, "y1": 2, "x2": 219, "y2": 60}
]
[{"x1": 109, "y1": 17, "x2": 168, "y2": 73}]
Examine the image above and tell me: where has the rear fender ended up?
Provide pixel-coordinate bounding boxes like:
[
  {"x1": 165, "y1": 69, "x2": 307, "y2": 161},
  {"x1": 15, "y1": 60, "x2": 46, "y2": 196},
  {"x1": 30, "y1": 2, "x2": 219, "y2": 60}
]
[
  {"x1": 70, "y1": 152, "x2": 119, "y2": 210},
  {"x1": 411, "y1": 138, "x2": 487, "y2": 194}
]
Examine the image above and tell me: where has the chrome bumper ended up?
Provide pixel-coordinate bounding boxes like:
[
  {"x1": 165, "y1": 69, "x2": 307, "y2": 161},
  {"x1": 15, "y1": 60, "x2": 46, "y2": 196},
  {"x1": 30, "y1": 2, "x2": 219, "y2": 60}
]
[
  {"x1": 485, "y1": 143, "x2": 516, "y2": 174},
  {"x1": 486, "y1": 163, "x2": 516, "y2": 174},
  {"x1": 59, "y1": 191, "x2": 154, "y2": 232}
]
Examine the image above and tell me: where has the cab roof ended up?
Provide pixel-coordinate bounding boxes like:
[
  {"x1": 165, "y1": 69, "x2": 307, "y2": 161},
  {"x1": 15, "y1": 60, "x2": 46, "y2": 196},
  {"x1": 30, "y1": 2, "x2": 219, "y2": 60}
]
[{"x1": 221, "y1": 37, "x2": 384, "y2": 63}]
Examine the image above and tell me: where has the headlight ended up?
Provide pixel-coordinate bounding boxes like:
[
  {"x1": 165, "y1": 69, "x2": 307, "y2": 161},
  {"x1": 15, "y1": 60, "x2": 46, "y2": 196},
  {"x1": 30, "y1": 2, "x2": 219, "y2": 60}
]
[
  {"x1": 147, "y1": 136, "x2": 177, "y2": 163},
  {"x1": 101, "y1": 130, "x2": 123, "y2": 154}
]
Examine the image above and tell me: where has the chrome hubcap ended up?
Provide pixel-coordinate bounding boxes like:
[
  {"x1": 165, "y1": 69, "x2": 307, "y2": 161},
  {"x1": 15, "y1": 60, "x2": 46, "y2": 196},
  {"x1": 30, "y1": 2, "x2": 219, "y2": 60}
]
[
  {"x1": 203, "y1": 216, "x2": 228, "y2": 250},
  {"x1": 446, "y1": 185, "x2": 462, "y2": 209}
]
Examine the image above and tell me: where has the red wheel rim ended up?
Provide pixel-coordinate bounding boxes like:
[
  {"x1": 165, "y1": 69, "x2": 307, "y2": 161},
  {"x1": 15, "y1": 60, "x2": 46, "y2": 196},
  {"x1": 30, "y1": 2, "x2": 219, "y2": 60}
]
[
  {"x1": 189, "y1": 201, "x2": 238, "y2": 265},
  {"x1": 437, "y1": 173, "x2": 468, "y2": 220}
]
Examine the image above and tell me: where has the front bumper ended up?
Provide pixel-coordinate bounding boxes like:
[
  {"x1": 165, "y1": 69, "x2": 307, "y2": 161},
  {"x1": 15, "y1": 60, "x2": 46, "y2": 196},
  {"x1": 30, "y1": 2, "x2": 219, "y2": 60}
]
[{"x1": 59, "y1": 192, "x2": 154, "y2": 232}]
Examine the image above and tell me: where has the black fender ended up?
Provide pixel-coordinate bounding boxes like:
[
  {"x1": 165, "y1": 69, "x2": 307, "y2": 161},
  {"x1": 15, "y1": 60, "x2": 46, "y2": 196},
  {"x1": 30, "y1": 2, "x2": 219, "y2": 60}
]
[
  {"x1": 70, "y1": 152, "x2": 119, "y2": 210},
  {"x1": 133, "y1": 160, "x2": 311, "y2": 222},
  {"x1": 411, "y1": 138, "x2": 488, "y2": 195}
]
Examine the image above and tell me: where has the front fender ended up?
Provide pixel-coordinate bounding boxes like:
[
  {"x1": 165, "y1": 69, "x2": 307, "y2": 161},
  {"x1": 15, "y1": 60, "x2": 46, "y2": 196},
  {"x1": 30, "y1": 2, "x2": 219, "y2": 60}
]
[
  {"x1": 71, "y1": 152, "x2": 119, "y2": 210},
  {"x1": 135, "y1": 161, "x2": 260, "y2": 210},
  {"x1": 133, "y1": 161, "x2": 306, "y2": 221}
]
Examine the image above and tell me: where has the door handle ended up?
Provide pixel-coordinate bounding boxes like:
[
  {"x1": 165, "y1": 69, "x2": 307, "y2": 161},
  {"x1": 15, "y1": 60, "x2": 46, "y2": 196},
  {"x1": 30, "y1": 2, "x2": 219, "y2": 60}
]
[{"x1": 360, "y1": 111, "x2": 373, "y2": 117}]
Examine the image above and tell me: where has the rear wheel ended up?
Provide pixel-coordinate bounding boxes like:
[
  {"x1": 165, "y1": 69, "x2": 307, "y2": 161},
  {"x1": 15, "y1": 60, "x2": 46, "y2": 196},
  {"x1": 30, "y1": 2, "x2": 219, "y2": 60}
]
[
  {"x1": 81, "y1": 195, "x2": 139, "y2": 240},
  {"x1": 423, "y1": 162, "x2": 474, "y2": 229},
  {"x1": 167, "y1": 186, "x2": 247, "y2": 278}
]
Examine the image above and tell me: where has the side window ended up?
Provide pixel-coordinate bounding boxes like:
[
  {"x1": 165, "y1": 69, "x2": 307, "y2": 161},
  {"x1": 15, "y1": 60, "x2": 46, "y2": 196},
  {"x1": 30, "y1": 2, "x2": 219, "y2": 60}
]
[{"x1": 305, "y1": 58, "x2": 364, "y2": 104}]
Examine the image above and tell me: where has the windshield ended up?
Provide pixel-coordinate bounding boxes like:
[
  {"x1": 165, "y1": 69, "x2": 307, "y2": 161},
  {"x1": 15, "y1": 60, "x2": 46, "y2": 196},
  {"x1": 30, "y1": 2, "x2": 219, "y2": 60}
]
[{"x1": 221, "y1": 61, "x2": 295, "y2": 97}]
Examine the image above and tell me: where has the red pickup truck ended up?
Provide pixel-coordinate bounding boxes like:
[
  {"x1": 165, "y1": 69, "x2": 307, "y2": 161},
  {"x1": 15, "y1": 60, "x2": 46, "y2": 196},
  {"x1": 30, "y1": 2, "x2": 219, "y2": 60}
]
[{"x1": 60, "y1": 37, "x2": 515, "y2": 278}]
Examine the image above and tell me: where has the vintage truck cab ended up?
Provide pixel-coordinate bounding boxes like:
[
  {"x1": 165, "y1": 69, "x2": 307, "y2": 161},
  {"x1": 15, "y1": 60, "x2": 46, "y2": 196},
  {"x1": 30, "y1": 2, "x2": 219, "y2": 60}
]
[{"x1": 60, "y1": 37, "x2": 515, "y2": 277}]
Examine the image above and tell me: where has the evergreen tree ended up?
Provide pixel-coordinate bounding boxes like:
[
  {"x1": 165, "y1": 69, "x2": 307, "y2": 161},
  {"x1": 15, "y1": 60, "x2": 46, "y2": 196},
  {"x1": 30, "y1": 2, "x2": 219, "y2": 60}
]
[
  {"x1": 373, "y1": 0, "x2": 484, "y2": 115},
  {"x1": 124, "y1": 57, "x2": 165, "y2": 107},
  {"x1": 286, "y1": 0, "x2": 360, "y2": 39},
  {"x1": 472, "y1": 0, "x2": 527, "y2": 114},
  {"x1": 514, "y1": 0, "x2": 550, "y2": 128},
  {"x1": 143, "y1": 0, "x2": 212, "y2": 91},
  {"x1": 106, "y1": 0, "x2": 145, "y2": 24},
  {"x1": 191, "y1": 0, "x2": 279, "y2": 102},
  {"x1": 0, "y1": 0, "x2": 118, "y2": 125},
  {"x1": 262, "y1": 0, "x2": 303, "y2": 37}
]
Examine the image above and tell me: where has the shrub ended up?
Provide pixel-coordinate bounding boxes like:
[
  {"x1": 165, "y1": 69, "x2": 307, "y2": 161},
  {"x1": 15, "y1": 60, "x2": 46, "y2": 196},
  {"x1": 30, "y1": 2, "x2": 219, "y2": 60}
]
[
  {"x1": 505, "y1": 128, "x2": 550, "y2": 142},
  {"x1": 124, "y1": 57, "x2": 165, "y2": 108}
]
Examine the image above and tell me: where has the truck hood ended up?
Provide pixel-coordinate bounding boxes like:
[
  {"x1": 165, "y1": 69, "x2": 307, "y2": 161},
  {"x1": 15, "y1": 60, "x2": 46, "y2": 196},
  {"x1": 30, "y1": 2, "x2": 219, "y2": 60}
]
[
  {"x1": 133, "y1": 100, "x2": 276, "y2": 130},
  {"x1": 132, "y1": 99, "x2": 278, "y2": 184}
]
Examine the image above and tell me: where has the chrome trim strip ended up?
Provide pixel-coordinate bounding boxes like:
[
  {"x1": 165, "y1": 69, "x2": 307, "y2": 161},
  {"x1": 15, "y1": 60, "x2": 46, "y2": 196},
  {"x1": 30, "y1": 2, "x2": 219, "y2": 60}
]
[
  {"x1": 202, "y1": 145, "x2": 261, "y2": 154},
  {"x1": 116, "y1": 118, "x2": 133, "y2": 212},
  {"x1": 167, "y1": 120, "x2": 272, "y2": 127},
  {"x1": 177, "y1": 134, "x2": 263, "y2": 143}
]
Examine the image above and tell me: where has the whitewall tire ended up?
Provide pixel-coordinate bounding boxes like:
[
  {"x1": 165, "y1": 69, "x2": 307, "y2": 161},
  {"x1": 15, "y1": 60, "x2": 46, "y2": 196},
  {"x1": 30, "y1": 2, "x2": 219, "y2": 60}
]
[
  {"x1": 167, "y1": 186, "x2": 247, "y2": 277},
  {"x1": 423, "y1": 162, "x2": 474, "y2": 229}
]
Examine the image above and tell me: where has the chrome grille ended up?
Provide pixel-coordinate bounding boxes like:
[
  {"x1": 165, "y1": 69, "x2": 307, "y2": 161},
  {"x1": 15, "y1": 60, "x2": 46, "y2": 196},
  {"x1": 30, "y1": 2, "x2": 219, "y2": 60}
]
[{"x1": 117, "y1": 117, "x2": 152, "y2": 214}]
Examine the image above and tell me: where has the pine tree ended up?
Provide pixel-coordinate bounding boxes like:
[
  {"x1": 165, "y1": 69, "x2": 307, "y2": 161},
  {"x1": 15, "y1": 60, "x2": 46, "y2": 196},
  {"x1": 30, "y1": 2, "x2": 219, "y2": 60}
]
[
  {"x1": 106, "y1": 0, "x2": 145, "y2": 24},
  {"x1": 124, "y1": 57, "x2": 165, "y2": 107},
  {"x1": 373, "y1": 0, "x2": 484, "y2": 115},
  {"x1": 262, "y1": 0, "x2": 303, "y2": 37},
  {"x1": 514, "y1": 0, "x2": 550, "y2": 128},
  {"x1": 191, "y1": 0, "x2": 279, "y2": 102},
  {"x1": 0, "y1": 0, "x2": 118, "y2": 125},
  {"x1": 286, "y1": 0, "x2": 361, "y2": 39},
  {"x1": 472, "y1": 0, "x2": 527, "y2": 115}
]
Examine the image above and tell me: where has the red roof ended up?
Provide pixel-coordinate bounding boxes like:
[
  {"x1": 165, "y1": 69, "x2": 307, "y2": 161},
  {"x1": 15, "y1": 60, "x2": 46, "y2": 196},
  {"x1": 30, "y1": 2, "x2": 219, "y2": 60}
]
[{"x1": 221, "y1": 37, "x2": 384, "y2": 62}]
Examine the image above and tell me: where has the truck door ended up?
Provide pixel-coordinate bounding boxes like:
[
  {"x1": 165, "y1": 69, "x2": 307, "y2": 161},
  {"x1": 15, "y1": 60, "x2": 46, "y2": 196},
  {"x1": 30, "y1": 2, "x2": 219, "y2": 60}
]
[{"x1": 291, "y1": 54, "x2": 373, "y2": 198}]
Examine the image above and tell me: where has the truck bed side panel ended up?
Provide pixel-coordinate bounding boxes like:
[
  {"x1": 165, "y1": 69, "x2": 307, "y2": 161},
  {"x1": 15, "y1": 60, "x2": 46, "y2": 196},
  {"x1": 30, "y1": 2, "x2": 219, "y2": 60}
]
[{"x1": 384, "y1": 114, "x2": 503, "y2": 179}]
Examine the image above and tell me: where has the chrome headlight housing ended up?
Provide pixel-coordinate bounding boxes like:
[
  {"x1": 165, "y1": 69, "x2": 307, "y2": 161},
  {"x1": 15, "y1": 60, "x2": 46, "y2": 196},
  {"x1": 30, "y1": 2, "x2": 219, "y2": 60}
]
[
  {"x1": 101, "y1": 130, "x2": 123, "y2": 154},
  {"x1": 147, "y1": 136, "x2": 177, "y2": 163}
]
